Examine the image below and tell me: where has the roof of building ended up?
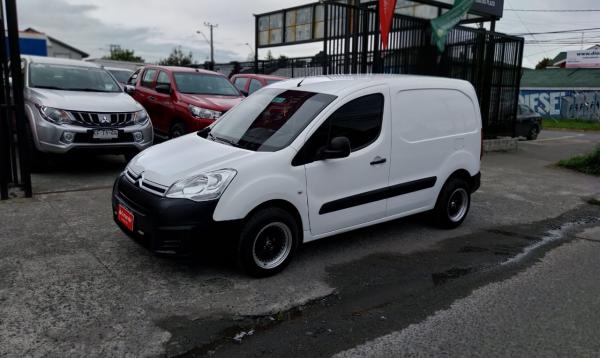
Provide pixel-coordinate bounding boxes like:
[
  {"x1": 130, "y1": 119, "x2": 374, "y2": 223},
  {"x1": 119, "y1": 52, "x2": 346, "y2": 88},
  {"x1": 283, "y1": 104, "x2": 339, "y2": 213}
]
[
  {"x1": 23, "y1": 28, "x2": 89, "y2": 58},
  {"x1": 269, "y1": 74, "x2": 474, "y2": 96},
  {"x1": 22, "y1": 55, "x2": 100, "y2": 68},
  {"x1": 521, "y1": 68, "x2": 600, "y2": 89},
  {"x1": 551, "y1": 52, "x2": 567, "y2": 66}
]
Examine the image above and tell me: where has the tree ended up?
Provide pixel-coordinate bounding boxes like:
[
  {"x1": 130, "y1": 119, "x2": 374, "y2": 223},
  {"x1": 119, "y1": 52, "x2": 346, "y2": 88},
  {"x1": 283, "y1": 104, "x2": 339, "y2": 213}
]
[
  {"x1": 266, "y1": 50, "x2": 275, "y2": 61},
  {"x1": 103, "y1": 45, "x2": 144, "y2": 63},
  {"x1": 159, "y1": 47, "x2": 194, "y2": 66},
  {"x1": 535, "y1": 57, "x2": 553, "y2": 70}
]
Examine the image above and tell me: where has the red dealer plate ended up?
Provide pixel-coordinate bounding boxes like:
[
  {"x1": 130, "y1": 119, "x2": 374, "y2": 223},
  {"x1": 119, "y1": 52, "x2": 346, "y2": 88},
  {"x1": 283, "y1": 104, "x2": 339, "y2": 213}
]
[{"x1": 117, "y1": 204, "x2": 134, "y2": 232}]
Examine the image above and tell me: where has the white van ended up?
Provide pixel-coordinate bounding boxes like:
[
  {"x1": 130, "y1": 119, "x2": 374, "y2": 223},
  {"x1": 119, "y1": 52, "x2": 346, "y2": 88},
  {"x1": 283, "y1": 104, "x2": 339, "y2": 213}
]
[{"x1": 112, "y1": 75, "x2": 482, "y2": 277}]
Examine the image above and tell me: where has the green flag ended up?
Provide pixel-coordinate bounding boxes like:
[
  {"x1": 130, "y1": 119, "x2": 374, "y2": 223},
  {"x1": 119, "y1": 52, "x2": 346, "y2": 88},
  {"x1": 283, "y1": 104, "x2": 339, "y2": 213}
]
[{"x1": 431, "y1": 0, "x2": 475, "y2": 52}]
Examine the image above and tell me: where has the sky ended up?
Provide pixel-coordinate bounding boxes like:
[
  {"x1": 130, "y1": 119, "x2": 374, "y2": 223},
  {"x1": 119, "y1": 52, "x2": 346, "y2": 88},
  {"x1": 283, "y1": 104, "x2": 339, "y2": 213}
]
[{"x1": 16, "y1": 0, "x2": 600, "y2": 68}]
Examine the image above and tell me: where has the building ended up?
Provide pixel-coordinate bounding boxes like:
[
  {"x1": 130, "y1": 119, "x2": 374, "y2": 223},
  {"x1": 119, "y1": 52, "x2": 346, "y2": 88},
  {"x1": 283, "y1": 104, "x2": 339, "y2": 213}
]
[
  {"x1": 520, "y1": 45, "x2": 600, "y2": 119},
  {"x1": 18, "y1": 28, "x2": 89, "y2": 60}
]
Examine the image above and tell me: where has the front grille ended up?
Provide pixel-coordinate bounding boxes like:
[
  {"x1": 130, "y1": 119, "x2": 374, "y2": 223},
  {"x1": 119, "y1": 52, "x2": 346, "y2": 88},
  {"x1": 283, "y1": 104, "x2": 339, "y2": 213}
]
[
  {"x1": 70, "y1": 111, "x2": 135, "y2": 127},
  {"x1": 124, "y1": 169, "x2": 168, "y2": 196}
]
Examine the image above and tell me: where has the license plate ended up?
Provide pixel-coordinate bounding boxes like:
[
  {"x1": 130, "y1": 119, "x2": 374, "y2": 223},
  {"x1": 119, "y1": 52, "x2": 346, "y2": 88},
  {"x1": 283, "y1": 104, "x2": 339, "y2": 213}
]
[
  {"x1": 117, "y1": 204, "x2": 134, "y2": 231},
  {"x1": 93, "y1": 129, "x2": 119, "y2": 140}
]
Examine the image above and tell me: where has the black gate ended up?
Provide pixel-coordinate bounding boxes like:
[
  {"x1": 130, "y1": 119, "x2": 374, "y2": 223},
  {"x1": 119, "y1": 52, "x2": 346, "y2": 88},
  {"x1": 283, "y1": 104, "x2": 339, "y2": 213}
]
[
  {"x1": 252, "y1": 2, "x2": 524, "y2": 139},
  {"x1": 0, "y1": 0, "x2": 32, "y2": 199}
]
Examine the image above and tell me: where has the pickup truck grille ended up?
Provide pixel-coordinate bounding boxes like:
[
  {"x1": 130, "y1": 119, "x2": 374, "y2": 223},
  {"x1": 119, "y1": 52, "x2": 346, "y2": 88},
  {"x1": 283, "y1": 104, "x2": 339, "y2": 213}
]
[{"x1": 70, "y1": 111, "x2": 135, "y2": 127}]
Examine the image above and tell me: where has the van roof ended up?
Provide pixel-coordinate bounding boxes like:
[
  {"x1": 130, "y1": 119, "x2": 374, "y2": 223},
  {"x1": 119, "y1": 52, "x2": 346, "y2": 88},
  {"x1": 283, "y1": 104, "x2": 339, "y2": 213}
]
[
  {"x1": 268, "y1": 74, "x2": 475, "y2": 96},
  {"x1": 21, "y1": 55, "x2": 101, "y2": 68}
]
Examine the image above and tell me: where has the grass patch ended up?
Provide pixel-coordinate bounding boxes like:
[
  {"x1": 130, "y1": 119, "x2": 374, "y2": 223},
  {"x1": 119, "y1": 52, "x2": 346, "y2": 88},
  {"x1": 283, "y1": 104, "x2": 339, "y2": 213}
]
[
  {"x1": 558, "y1": 146, "x2": 600, "y2": 176},
  {"x1": 543, "y1": 119, "x2": 600, "y2": 131}
]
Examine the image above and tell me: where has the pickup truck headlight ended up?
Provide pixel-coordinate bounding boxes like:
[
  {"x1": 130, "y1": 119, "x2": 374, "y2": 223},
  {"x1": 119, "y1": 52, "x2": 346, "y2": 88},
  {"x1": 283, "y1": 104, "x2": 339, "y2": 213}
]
[
  {"x1": 188, "y1": 104, "x2": 221, "y2": 120},
  {"x1": 36, "y1": 104, "x2": 74, "y2": 125},
  {"x1": 133, "y1": 109, "x2": 149, "y2": 125},
  {"x1": 165, "y1": 169, "x2": 237, "y2": 202}
]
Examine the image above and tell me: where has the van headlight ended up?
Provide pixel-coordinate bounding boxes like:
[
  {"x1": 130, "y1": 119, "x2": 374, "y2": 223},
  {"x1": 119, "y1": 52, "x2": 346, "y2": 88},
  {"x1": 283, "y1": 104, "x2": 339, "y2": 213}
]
[
  {"x1": 165, "y1": 169, "x2": 237, "y2": 202},
  {"x1": 36, "y1": 104, "x2": 74, "y2": 125},
  {"x1": 133, "y1": 109, "x2": 149, "y2": 125},
  {"x1": 188, "y1": 105, "x2": 221, "y2": 120}
]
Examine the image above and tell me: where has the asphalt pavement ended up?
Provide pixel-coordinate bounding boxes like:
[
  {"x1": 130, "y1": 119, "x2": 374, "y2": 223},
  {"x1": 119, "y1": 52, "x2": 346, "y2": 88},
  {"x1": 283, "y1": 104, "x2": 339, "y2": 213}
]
[{"x1": 0, "y1": 130, "x2": 599, "y2": 357}]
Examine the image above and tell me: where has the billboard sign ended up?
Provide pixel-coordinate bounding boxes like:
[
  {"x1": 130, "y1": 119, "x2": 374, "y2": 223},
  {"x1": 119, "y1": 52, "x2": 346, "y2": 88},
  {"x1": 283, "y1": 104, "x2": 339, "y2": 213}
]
[
  {"x1": 566, "y1": 50, "x2": 600, "y2": 68},
  {"x1": 257, "y1": 4, "x2": 327, "y2": 48},
  {"x1": 470, "y1": 0, "x2": 504, "y2": 18}
]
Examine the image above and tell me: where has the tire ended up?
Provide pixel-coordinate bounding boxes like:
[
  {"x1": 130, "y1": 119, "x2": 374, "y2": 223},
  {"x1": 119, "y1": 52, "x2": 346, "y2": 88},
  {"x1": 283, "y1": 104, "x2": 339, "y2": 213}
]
[
  {"x1": 433, "y1": 177, "x2": 471, "y2": 229},
  {"x1": 24, "y1": 122, "x2": 49, "y2": 172},
  {"x1": 526, "y1": 125, "x2": 540, "y2": 140},
  {"x1": 169, "y1": 122, "x2": 186, "y2": 139},
  {"x1": 236, "y1": 207, "x2": 300, "y2": 277}
]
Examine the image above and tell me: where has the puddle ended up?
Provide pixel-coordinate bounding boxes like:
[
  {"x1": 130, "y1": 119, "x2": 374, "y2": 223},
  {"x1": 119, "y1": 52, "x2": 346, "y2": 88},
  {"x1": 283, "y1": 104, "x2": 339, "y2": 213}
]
[
  {"x1": 432, "y1": 267, "x2": 474, "y2": 285},
  {"x1": 502, "y1": 217, "x2": 600, "y2": 266}
]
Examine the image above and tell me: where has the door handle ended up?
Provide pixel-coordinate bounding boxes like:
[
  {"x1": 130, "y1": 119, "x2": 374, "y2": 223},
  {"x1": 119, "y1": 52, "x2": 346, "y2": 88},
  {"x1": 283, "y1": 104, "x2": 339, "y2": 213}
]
[
  {"x1": 370, "y1": 156, "x2": 387, "y2": 165},
  {"x1": 148, "y1": 96, "x2": 156, "y2": 101}
]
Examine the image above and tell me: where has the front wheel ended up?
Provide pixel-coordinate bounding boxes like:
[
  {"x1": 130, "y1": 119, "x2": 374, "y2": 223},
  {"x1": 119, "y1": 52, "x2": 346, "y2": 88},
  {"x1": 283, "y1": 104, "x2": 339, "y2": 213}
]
[
  {"x1": 170, "y1": 122, "x2": 187, "y2": 139},
  {"x1": 433, "y1": 177, "x2": 471, "y2": 229},
  {"x1": 236, "y1": 207, "x2": 300, "y2": 277}
]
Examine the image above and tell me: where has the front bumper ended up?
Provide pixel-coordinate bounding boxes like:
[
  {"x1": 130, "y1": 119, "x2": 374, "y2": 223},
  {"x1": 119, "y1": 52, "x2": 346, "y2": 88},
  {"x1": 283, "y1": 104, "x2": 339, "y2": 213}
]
[
  {"x1": 112, "y1": 174, "x2": 233, "y2": 255},
  {"x1": 33, "y1": 116, "x2": 153, "y2": 154}
]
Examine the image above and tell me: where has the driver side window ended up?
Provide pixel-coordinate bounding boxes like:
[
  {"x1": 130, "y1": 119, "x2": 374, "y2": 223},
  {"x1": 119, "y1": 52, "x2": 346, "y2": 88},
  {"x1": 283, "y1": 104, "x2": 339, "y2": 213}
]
[{"x1": 293, "y1": 93, "x2": 384, "y2": 165}]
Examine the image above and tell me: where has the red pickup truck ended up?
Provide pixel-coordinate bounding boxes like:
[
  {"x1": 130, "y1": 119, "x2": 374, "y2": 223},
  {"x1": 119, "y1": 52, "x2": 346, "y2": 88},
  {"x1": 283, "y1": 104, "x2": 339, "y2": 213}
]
[{"x1": 126, "y1": 66, "x2": 244, "y2": 138}]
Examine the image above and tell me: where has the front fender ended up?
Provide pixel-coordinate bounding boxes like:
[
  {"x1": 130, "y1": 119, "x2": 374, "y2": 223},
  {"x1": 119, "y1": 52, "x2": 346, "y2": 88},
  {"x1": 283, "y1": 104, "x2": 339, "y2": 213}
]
[{"x1": 212, "y1": 168, "x2": 308, "y2": 231}]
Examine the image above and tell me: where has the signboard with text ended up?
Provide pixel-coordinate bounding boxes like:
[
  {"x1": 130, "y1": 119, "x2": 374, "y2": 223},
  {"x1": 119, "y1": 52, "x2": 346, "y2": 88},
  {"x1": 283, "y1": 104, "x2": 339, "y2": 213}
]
[
  {"x1": 566, "y1": 50, "x2": 600, "y2": 69},
  {"x1": 471, "y1": 0, "x2": 504, "y2": 18}
]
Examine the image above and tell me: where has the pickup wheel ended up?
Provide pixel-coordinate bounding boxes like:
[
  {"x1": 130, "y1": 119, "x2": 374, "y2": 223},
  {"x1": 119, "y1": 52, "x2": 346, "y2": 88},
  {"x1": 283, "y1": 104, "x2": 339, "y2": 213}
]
[
  {"x1": 236, "y1": 207, "x2": 300, "y2": 277},
  {"x1": 169, "y1": 122, "x2": 187, "y2": 139},
  {"x1": 433, "y1": 177, "x2": 471, "y2": 229}
]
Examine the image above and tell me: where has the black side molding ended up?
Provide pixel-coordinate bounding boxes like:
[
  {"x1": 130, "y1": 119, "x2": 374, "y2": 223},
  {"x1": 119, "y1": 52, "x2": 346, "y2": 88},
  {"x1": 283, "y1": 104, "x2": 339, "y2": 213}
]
[{"x1": 319, "y1": 177, "x2": 437, "y2": 215}]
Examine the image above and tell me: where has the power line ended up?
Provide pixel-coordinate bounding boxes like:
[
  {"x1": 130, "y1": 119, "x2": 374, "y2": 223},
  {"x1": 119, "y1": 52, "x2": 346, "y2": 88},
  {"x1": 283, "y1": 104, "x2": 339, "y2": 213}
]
[
  {"x1": 511, "y1": 27, "x2": 600, "y2": 36},
  {"x1": 506, "y1": 9, "x2": 600, "y2": 12}
]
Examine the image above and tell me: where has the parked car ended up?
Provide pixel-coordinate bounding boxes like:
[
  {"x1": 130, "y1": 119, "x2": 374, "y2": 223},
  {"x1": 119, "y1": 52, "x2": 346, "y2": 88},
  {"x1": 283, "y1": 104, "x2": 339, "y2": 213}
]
[
  {"x1": 516, "y1": 104, "x2": 542, "y2": 140},
  {"x1": 113, "y1": 75, "x2": 482, "y2": 277},
  {"x1": 126, "y1": 66, "x2": 244, "y2": 138},
  {"x1": 105, "y1": 67, "x2": 134, "y2": 86},
  {"x1": 231, "y1": 73, "x2": 286, "y2": 96},
  {"x1": 22, "y1": 55, "x2": 153, "y2": 167}
]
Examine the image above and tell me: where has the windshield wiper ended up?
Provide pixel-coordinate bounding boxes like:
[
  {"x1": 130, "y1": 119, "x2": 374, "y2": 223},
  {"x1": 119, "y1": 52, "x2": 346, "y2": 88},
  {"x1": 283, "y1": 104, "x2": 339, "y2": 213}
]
[
  {"x1": 32, "y1": 85, "x2": 65, "y2": 90},
  {"x1": 213, "y1": 134, "x2": 240, "y2": 148},
  {"x1": 66, "y1": 88, "x2": 115, "y2": 92}
]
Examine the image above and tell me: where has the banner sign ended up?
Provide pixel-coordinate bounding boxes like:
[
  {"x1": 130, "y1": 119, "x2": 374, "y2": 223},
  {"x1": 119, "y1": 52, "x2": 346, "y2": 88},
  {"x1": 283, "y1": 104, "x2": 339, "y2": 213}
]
[
  {"x1": 431, "y1": 0, "x2": 474, "y2": 52},
  {"x1": 566, "y1": 50, "x2": 600, "y2": 69}
]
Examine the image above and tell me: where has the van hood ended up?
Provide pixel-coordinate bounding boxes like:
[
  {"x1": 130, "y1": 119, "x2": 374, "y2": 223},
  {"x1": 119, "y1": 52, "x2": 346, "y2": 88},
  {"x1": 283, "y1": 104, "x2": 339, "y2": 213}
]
[
  {"x1": 128, "y1": 133, "x2": 254, "y2": 187},
  {"x1": 27, "y1": 88, "x2": 143, "y2": 112},
  {"x1": 179, "y1": 93, "x2": 243, "y2": 112}
]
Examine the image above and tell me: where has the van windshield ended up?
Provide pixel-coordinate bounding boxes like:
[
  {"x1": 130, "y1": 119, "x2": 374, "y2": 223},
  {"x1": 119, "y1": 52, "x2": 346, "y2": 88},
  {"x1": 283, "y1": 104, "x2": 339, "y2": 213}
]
[{"x1": 208, "y1": 88, "x2": 336, "y2": 152}]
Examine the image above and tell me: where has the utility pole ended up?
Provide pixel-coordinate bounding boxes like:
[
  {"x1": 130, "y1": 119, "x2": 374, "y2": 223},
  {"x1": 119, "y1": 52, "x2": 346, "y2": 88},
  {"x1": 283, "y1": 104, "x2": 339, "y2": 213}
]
[{"x1": 204, "y1": 22, "x2": 218, "y2": 69}]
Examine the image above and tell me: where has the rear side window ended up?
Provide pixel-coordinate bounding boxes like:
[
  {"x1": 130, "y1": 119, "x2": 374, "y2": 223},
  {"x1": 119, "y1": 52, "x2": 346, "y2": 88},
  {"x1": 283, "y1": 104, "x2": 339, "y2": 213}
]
[
  {"x1": 295, "y1": 93, "x2": 384, "y2": 164},
  {"x1": 248, "y1": 79, "x2": 262, "y2": 94},
  {"x1": 141, "y1": 69, "x2": 157, "y2": 88},
  {"x1": 233, "y1": 77, "x2": 248, "y2": 91},
  {"x1": 393, "y1": 89, "x2": 478, "y2": 142}
]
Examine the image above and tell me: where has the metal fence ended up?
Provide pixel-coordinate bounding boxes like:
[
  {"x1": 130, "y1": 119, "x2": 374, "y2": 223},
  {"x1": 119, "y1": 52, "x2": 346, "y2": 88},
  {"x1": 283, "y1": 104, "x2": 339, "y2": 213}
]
[
  {"x1": 236, "y1": 1, "x2": 524, "y2": 139},
  {"x1": 0, "y1": 0, "x2": 32, "y2": 199}
]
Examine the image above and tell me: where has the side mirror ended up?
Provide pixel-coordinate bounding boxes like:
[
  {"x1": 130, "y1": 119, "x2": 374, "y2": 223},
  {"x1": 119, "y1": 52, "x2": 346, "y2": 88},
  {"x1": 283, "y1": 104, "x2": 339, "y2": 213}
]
[
  {"x1": 124, "y1": 85, "x2": 135, "y2": 94},
  {"x1": 155, "y1": 84, "x2": 171, "y2": 95},
  {"x1": 317, "y1": 136, "x2": 351, "y2": 160},
  {"x1": 240, "y1": 90, "x2": 249, "y2": 97}
]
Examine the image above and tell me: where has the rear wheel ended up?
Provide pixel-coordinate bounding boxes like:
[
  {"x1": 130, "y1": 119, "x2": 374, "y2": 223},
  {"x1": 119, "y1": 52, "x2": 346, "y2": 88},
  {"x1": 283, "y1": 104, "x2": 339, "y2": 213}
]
[
  {"x1": 169, "y1": 122, "x2": 187, "y2": 139},
  {"x1": 433, "y1": 177, "x2": 471, "y2": 229},
  {"x1": 527, "y1": 125, "x2": 540, "y2": 140},
  {"x1": 236, "y1": 207, "x2": 300, "y2": 277}
]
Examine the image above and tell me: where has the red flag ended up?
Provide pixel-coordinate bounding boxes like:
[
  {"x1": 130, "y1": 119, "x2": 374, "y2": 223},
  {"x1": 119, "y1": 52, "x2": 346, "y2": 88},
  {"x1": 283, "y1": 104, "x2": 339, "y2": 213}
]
[{"x1": 379, "y1": 0, "x2": 397, "y2": 50}]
